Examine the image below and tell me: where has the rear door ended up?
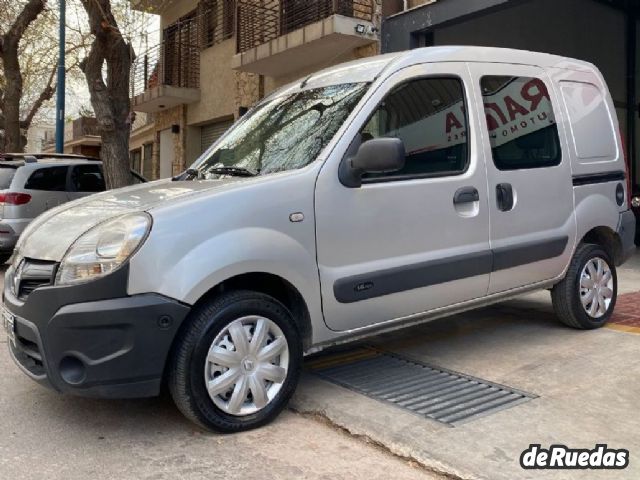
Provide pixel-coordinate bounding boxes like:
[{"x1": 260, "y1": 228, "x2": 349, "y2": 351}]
[
  {"x1": 23, "y1": 165, "x2": 71, "y2": 215},
  {"x1": 467, "y1": 63, "x2": 575, "y2": 294},
  {"x1": 68, "y1": 164, "x2": 106, "y2": 201}
]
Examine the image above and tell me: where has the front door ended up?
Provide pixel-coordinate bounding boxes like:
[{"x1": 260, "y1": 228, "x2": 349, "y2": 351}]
[
  {"x1": 468, "y1": 64, "x2": 576, "y2": 294},
  {"x1": 315, "y1": 63, "x2": 491, "y2": 332}
]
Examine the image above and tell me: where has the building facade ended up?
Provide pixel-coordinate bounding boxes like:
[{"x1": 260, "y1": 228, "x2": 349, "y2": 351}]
[
  {"x1": 43, "y1": 116, "x2": 102, "y2": 158},
  {"x1": 25, "y1": 123, "x2": 56, "y2": 153},
  {"x1": 129, "y1": 0, "x2": 382, "y2": 180}
]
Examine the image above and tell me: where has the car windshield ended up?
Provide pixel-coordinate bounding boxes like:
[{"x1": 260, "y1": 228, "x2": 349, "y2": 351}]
[{"x1": 192, "y1": 82, "x2": 369, "y2": 178}]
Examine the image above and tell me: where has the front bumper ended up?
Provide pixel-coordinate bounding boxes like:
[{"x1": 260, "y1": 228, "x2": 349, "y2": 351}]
[{"x1": 3, "y1": 264, "x2": 190, "y2": 398}]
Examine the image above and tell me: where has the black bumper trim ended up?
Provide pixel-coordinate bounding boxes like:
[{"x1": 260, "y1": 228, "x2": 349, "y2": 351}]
[
  {"x1": 4, "y1": 266, "x2": 191, "y2": 399},
  {"x1": 617, "y1": 209, "x2": 636, "y2": 265}
]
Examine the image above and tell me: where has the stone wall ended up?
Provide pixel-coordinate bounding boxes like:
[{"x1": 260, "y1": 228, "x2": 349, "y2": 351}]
[{"x1": 234, "y1": 71, "x2": 263, "y2": 118}]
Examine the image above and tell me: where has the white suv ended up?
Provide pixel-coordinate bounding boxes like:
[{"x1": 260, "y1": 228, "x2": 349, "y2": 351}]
[
  {"x1": 0, "y1": 153, "x2": 145, "y2": 262},
  {"x1": 2, "y1": 47, "x2": 636, "y2": 432}
]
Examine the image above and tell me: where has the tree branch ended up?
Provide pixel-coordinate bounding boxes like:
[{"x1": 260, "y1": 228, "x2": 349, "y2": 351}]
[
  {"x1": 6, "y1": 0, "x2": 46, "y2": 47},
  {"x1": 21, "y1": 61, "x2": 57, "y2": 129}
]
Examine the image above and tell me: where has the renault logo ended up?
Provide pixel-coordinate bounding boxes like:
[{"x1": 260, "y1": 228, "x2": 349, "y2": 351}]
[{"x1": 12, "y1": 259, "x2": 24, "y2": 298}]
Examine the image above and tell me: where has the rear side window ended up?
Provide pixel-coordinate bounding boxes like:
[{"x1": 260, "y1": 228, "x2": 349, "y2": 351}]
[
  {"x1": 360, "y1": 77, "x2": 469, "y2": 181},
  {"x1": 0, "y1": 167, "x2": 16, "y2": 189},
  {"x1": 559, "y1": 81, "x2": 617, "y2": 162},
  {"x1": 481, "y1": 76, "x2": 561, "y2": 170},
  {"x1": 71, "y1": 164, "x2": 106, "y2": 192},
  {"x1": 24, "y1": 166, "x2": 69, "y2": 191}
]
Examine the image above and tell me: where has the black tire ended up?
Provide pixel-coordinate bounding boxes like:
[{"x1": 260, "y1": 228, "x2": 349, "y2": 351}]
[
  {"x1": 551, "y1": 243, "x2": 617, "y2": 329},
  {"x1": 0, "y1": 253, "x2": 12, "y2": 265},
  {"x1": 168, "y1": 290, "x2": 302, "y2": 433}
]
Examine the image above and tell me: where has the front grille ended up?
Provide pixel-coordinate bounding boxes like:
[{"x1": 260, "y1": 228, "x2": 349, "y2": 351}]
[
  {"x1": 18, "y1": 279, "x2": 50, "y2": 299},
  {"x1": 14, "y1": 259, "x2": 57, "y2": 300}
]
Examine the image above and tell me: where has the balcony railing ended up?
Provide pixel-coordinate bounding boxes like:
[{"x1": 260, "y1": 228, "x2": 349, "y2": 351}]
[
  {"x1": 131, "y1": 41, "x2": 200, "y2": 98},
  {"x1": 236, "y1": 0, "x2": 374, "y2": 53}
]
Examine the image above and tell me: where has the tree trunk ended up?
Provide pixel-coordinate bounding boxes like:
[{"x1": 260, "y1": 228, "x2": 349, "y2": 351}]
[
  {"x1": 79, "y1": 0, "x2": 134, "y2": 189},
  {"x1": 2, "y1": 44, "x2": 24, "y2": 152},
  {"x1": 0, "y1": 0, "x2": 47, "y2": 153}
]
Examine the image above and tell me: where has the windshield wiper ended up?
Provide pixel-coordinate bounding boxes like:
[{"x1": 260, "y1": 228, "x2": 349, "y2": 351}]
[
  {"x1": 173, "y1": 168, "x2": 202, "y2": 181},
  {"x1": 206, "y1": 166, "x2": 258, "y2": 177}
]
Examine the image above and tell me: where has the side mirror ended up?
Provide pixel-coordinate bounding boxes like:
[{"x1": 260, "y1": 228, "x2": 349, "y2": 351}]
[{"x1": 339, "y1": 137, "x2": 406, "y2": 188}]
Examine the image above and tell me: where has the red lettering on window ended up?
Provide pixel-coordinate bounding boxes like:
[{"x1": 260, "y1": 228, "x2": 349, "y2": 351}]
[
  {"x1": 504, "y1": 96, "x2": 529, "y2": 121},
  {"x1": 484, "y1": 103, "x2": 508, "y2": 127},
  {"x1": 521, "y1": 78, "x2": 550, "y2": 112},
  {"x1": 445, "y1": 112, "x2": 463, "y2": 133}
]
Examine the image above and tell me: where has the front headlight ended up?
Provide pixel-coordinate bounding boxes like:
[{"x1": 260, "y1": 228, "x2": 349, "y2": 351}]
[{"x1": 56, "y1": 213, "x2": 152, "y2": 286}]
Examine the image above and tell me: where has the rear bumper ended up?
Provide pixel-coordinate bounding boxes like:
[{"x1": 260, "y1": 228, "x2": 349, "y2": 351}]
[
  {"x1": 3, "y1": 265, "x2": 191, "y2": 398},
  {"x1": 618, "y1": 209, "x2": 636, "y2": 264}
]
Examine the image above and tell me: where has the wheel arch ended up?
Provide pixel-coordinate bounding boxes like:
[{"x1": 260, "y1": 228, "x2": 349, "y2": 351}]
[
  {"x1": 580, "y1": 226, "x2": 624, "y2": 266},
  {"x1": 187, "y1": 271, "x2": 313, "y2": 351}
]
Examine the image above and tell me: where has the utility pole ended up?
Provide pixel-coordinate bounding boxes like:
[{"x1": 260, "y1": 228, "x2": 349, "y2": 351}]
[{"x1": 55, "y1": 0, "x2": 66, "y2": 153}]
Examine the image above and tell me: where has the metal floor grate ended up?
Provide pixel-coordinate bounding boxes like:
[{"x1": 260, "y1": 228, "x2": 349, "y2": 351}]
[{"x1": 309, "y1": 349, "x2": 536, "y2": 426}]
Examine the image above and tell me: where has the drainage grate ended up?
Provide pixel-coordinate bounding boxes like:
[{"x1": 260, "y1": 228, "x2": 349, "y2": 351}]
[{"x1": 309, "y1": 349, "x2": 536, "y2": 426}]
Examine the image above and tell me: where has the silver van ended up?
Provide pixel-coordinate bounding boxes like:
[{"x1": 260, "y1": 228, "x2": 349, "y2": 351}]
[{"x1": 3, "y1": 47, "x2": 636, "y2": 432}]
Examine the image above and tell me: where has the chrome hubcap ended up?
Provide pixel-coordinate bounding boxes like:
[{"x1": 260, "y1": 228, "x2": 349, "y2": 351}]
[
  {"x1": 579, "y1": 257, "x2": 614, "y2": 319},
  {"x1": 204, "y1": 316, "x2": 289, "y2": 416}
]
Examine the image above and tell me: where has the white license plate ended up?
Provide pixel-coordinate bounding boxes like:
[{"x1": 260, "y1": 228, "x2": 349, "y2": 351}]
[{"x1": 2, "y1": 305, "x2": 16, "y2": 346}]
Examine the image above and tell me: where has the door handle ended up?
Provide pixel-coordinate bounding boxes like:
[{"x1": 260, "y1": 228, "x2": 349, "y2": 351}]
[
  {"x1": 496, "y1": 183, "x2": 514, "y2": 211},
  {"x1": 453, "y1": 186, "x2": 479, "y2": 205}
]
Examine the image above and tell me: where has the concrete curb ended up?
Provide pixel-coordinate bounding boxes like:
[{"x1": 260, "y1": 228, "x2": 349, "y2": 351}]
[{"x1": 291, "y1": 374, "x2": 485, "y2": 480}]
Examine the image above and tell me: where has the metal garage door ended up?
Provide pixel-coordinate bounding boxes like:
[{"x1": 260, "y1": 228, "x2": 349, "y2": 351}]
[{"x1": 201, "y1": 119, "x2": 234, "y2": 153}]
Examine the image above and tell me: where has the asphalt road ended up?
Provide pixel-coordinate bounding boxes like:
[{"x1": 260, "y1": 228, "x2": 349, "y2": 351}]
[{"x1": 0, "y1": 268, "x2": 440, "y2": 480}]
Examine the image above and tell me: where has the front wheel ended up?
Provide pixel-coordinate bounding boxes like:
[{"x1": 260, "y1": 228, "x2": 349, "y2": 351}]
[
  {"x1": 168, "y1": 290, "x2": 302, "y2": 432},
  {"x1": 551, "y1": 243, "x2": 617, "y2": 329}
]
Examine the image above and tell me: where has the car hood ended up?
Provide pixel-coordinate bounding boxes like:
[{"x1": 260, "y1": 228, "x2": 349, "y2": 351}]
[{"x1": 17, "y1": 178, "x2": 240, "y2": 262}]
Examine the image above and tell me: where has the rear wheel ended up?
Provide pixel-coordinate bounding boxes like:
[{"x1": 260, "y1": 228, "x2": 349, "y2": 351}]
[
  {"x1": 551, "y1": 243, "x2": 617, "y2": 329},
  {"x1": 168, "y1": 290, "x2": 302, "y2": 432}
]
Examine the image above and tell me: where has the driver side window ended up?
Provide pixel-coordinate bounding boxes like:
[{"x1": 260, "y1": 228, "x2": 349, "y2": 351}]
[{"x1": 361, "y1": 77, "x2": 469, "y2": 181}]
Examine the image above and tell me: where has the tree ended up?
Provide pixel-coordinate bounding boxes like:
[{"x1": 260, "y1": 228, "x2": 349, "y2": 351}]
[
  {"x1": 0, "y1": 0, "x2": 89, "y2": 152},
  {"x1": 79, "y1": 0, "x2": 135, "y2": 189},
  {"x1": 0, "y1": 0, "x2": 49, "y2": 152}
]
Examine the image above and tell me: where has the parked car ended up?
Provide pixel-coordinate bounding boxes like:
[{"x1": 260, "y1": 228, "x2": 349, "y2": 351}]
[
  {"x1": 0, "y1": 153, "x2": 146, "y2": 262},
  {"x1": 2, "y1": 47, "x2": 635, "y2": 433}
]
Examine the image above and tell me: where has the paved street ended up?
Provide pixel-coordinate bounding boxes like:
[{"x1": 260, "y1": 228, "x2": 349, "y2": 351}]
[{"x1": 1, "y1": 251, "x2": 638, "y2": 480}]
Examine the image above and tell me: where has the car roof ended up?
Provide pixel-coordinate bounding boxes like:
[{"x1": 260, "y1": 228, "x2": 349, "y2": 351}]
[
  {"x1": 0, "y1": 153, "x2": 100, "y2": 161},
  {"x1": 288, "y1": 46, "x2": 595, "y2": 92},
  {"x1": 0, "y1": 153, "x2": 101, "y2": 169}
]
